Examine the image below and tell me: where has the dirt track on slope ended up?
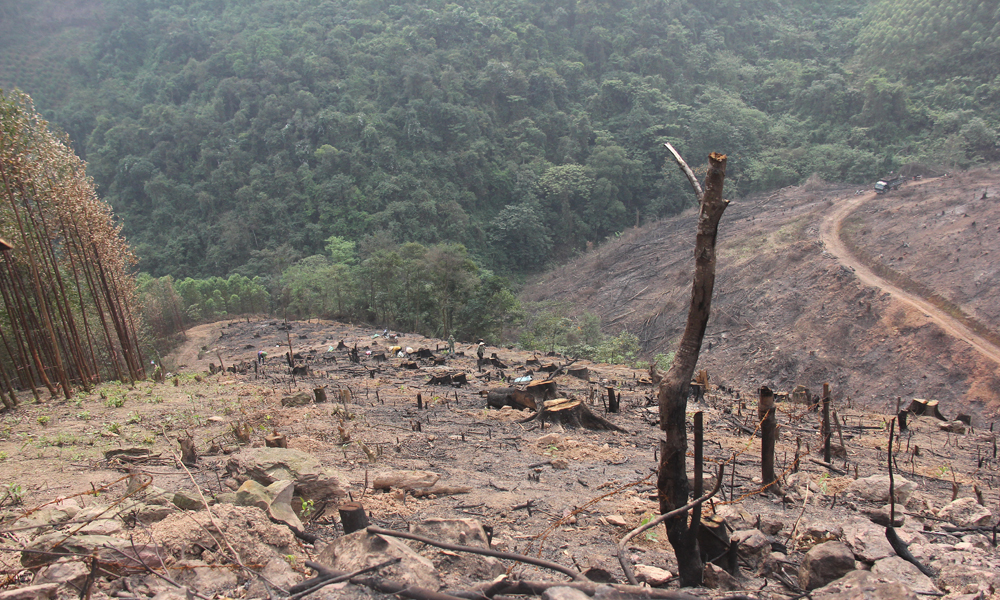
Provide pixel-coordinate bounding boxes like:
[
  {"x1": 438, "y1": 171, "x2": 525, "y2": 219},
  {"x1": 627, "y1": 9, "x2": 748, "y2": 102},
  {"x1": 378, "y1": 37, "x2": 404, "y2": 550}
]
[{"x1": 818, "y1": 187, "x2": 1000, "y2": 368}]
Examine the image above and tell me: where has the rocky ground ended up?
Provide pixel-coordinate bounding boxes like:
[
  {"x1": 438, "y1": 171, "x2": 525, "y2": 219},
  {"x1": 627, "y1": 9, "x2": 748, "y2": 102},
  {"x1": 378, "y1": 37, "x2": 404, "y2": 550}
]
[{"x1": 0, "y1": 318, "x2": 997, "y2": 600}]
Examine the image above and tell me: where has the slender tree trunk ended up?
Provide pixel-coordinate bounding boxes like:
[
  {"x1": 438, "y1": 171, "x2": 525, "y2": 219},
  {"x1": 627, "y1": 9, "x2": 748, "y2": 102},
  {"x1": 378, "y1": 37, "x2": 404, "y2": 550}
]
[{"x1": 657, "y1": 151, "x2": 728, "y2": 587}]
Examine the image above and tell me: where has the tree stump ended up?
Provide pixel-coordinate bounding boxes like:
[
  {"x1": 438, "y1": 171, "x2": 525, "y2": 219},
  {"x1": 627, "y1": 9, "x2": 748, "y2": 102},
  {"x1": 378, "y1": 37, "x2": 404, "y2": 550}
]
[
  {"x1": 179, "y1": 434, "x2": 197, "y2": 466},
  {"x1": 520, "y1": 398, "x2": 627, "y2": 431},
  {"x1": 314, "y1": 387, "x2": 327, "y2": 403},
  {"x1": 339, "y1": 502, "x2": 370, "y2": 534},
  {"x1": 265, "y1": 431, "x2": 288, "y2": 448}
]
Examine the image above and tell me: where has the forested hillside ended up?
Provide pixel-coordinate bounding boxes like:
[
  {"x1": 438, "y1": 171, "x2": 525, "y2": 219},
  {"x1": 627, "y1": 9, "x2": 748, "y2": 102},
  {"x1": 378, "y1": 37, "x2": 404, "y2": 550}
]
[{"x1": 3, "y1": 0, "x2": 997, "y2": 282}]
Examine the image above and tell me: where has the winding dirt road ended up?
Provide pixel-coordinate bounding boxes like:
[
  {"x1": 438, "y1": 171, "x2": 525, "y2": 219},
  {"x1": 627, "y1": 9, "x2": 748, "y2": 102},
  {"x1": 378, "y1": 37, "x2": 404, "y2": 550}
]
[{"x1": 819, "y1": 189, "x2": 1000, "y2": 367}]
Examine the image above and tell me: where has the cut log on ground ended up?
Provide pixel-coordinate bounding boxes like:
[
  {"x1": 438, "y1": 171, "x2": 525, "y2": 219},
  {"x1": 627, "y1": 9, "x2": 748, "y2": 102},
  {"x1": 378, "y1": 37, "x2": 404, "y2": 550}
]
[
  {"x1": 486, "y1": 387, "x2": 536, "y2": 410},
  {"x1": 519, "y1": 398, "x2": 627, "y2": 431}
]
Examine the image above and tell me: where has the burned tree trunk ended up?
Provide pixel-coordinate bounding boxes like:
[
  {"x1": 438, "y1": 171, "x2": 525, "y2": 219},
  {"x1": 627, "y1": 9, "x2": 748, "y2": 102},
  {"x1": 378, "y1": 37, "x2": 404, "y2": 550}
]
[{"x1": 657, "y1": 148, "x2": 728, "y2": 587}]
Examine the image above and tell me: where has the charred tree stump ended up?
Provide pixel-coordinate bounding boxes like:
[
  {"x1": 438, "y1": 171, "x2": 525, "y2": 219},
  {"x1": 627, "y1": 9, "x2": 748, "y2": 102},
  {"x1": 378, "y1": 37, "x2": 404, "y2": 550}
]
[
  {"x1": 179, "y1": 433, "x2": 197, "y2": 466},
  {"x1": 759, "y1": 386, "x2": 778, "y2": 490},
  {"x1": 265, "y1": 431, "x2": 288, "y2": 448},
  {"x1": 339, "y1": 502, "x2": 370, "y2": 534},
  {"x1": 520, "y1": 398, "x2": 627, "y2": 431},
  {"x1": 822, "y1": 383, "x2": 832, "y2": 464},
  {"x1": 314, "y1": 387, "x2": 327, "y2": 403},
  {"x1": 607, "y1": 387, "x2": 619, "y2": 413},
  {"x1": 657, "y1": 147, "x2": 728, "y2": 588}
]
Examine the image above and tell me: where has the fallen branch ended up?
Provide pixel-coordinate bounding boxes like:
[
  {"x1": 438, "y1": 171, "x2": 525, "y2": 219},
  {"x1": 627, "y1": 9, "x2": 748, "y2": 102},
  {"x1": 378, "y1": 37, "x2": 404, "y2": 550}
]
[
  {"x1": 288, "y1": 558, "x2": 401, "y2": 600},
  {"x1": 365, "y1": 525, "x2": 587, "y2": 581},
  {"x1": 616, "y1": 463, "x2": 725, "y2": 585},
  {"x1": 807, "y1": 457, "x2": 846, "y2": 475},
  {"x1": 303, "y1": 561, "x2": 468, "y2": 600}
]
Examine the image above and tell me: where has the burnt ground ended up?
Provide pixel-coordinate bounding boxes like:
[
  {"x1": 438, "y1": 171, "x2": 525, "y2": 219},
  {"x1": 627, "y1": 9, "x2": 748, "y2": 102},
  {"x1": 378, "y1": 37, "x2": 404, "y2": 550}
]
[
  {"x1": 0, "y1": 317, "x2": 997, "y2": 598},
  {"x1": 523, "y1": 167, "x2": 1000, "y2": 420}
]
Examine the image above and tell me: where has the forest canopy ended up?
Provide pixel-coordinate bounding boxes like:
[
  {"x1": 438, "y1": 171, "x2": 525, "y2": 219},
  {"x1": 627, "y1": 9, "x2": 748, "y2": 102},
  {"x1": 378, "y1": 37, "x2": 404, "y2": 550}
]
[{"x1": 0, "y1": 0, "x2": 998, "y2": 284}]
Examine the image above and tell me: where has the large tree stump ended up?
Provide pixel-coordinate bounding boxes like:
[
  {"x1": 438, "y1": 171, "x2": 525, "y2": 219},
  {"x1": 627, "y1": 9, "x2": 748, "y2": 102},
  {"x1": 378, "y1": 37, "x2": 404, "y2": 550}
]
[
  {"x1": 520, "y1": 398, "x2": 627, "y2": 431},
  {"x1": 339, "y1": 502, "x2": 370, "y2": 534}
]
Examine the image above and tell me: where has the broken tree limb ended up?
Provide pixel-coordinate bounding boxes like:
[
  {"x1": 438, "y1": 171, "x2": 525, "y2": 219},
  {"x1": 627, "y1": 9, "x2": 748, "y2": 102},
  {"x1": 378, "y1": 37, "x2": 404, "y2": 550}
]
[
  {"x1": 617, "y1": 463, "x2": 724, "y2": 586},
  {"x1": 365, "y1": 525, "x2": 588, "y2": 582},
  {"x1": 657, "y1": 149, "x2": 728, "y2": 587},
  {"x1": 808, "y1": 457, "x2": 846, "y2": 475},
  {"x1": 478, "y1": 578, "x2": 704, "y2": 600},
  {"x1": 302, "y1": 561, "x2": 467, "y2": 600},
  {"x1": 288, "y1": 558, "x2": 401, "y2": 600},
  {"x1": 664, "y1": 143, "x2": 704, "y2": 199}
]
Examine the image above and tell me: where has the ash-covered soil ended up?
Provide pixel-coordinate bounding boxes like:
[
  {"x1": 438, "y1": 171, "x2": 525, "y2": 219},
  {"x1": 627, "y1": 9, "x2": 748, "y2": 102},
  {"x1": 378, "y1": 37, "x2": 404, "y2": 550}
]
[
  {"x1": 523, "y1": 168, "x2": 1000, "y2": 419},
  {"x1": 0, "y1": 319, "x2": 996, "y2": 599}
]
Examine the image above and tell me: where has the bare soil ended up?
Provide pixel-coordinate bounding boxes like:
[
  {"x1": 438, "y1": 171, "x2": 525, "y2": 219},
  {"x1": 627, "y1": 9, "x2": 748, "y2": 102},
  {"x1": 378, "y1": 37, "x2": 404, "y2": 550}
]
[
  {"x1": 0, "y1": 317, "x2": 996, "y2": 598},
  {"x1": 524, "y1": 168, "x2": 1000, "y2": 420}
]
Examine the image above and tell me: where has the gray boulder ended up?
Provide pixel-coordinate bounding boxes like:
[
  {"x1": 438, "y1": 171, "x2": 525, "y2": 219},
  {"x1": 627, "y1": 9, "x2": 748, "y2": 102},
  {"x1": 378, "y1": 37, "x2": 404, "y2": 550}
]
[
  {"x1": 872, "y1": 556, "x2": 939, "y2": 595},
  {"x1": 937, "y1": 497, "x2": 993, "y2": 527},
  {"x1": 811, "y1": 570, "x2": 918, "y2": 600},
  {"x1": 316, "y1": 529, "x2": 440, "y2": 590},
  {"x1": 799, "y1": 541, "x2": 857, "y2": 590},
  {"x1": 235, "y1": 479, "x2": 303, "y2": 531},
  {"x1": 226, "y1": 447, "x2": 348, "y2": 501},
  {"x1": 846, "y1": 474, "x2": 914, "y2": 504}
]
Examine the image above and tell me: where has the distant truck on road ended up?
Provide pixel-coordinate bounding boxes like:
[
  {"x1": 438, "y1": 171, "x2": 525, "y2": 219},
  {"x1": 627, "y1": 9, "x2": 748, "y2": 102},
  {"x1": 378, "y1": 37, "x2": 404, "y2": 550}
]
[{"x1": 874, "y1": 176, "x2": 905, "y2": 194}]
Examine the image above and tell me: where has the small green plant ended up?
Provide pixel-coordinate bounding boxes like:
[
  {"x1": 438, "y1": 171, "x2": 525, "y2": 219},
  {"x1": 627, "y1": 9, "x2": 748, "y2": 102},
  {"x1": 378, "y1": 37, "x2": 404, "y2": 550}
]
[
  {"x1": 3, "y1": 483, "x2": 23, "y2": 505},
  {"x1": 818, "y1": 472, "x2": 830, "y2": 494},
  {"x1": 106, "y1": 422, "x2": 122, "y2": 434},
  {"x1": 37, "y1": 415, "x2": 51, "y2": 426},
  {"x1": 0, "y1": 451, "x2": 8, "y2": 461},
  {"x1": 72, "y1": 398, "x2": 83, "y2": 408},
  {"x1": 300, "y1": 498, "x2": 315, "y2": 520},
  {"x1": 639, "y1": 514, "x2": 659, "y2": 541},
  {"x1": 77, "y1": 410, "x2": 91, "y2": 421},
  {"x1": 105, "y1": 395, "x2": 125, "y2": 408},
  {"x1": 937, "y1": 465, "x2": 950, "y2": 478},
  {"x1": 126, "y1": 411, "x2": 142, "y2": 425}
]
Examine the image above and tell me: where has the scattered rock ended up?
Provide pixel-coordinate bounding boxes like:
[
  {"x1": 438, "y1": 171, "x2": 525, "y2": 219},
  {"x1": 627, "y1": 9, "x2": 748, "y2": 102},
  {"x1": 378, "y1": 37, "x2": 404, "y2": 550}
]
[
  {"x1": 796, "y1": 522, "x2": 843, "y2": 551},
  {"x1": 798, "y1": 541, "x2": 856, "y2": 590},
  {"x1": 934, "y1": 564, "x2": 1000, "y2": 595},
  {"x1": 603, "y1": 514, "x2": 628, "y2": 527},
  {"x1": 732, "y1": 529, "x2": 771, "y2": 569},
  {"x1": 843, "y1": 520, "x2": 893, "y2": 562},
  {"x1": 226, "y1": 447, "x2": 349, "y2": 501},
  {"x1": 171, "y1": 490, "x2": 205, "y2": 511},
  {"x1": 846, "y1": 474, "x2": 914, "y2": 504},
  {"x1": 861, "y1": 504, "x2": 905, "y2": 527},
  {"x1": 634, "y1": 564, "x2": 672, "y2": 586},
  {"x1": 236, "y1": 479, "x2": 303, "y2": 531},
  {"x1": 281, "y1": 391, "x2": 312, "y2": 407},
  {"x1": 150, "y1": 504, "x2": 299, "y2": 568},
  {"x1": 316, "y1": 529, "x2": 440, "y2": 590},
  {"x1": 703, "y1": 562, "x2": 740, "y2": 590},
  {"x1": 810, "y1": 569, "x2": 918, "y2": 600},
  {"x1": 33, "y1": 561, "x2": 89, "y2": 587},
  {"x1": 169, "y1": 559, "x2": 239, "y2": 595},
  {"x1": 550, "y1": 457, "x2": 570, "y2": 469},
  {"x1": 21, "y1": 533, "x2": 158, "y2": 571},
  {"x1": 409, "y1": 518, "x2": 505, "y2": 584},
  {"x1": 758, "y1": 517, "x2": 784, "y2": 536},
  {"x1": 871, "y1": 556, "x2": 939, "y2": 595},
  {"x1": 937, "y1": 497, "x2": 993, "y2": 527},
  {"x1": 542, "y1": 586, "x2": 591, "y2": 600}
]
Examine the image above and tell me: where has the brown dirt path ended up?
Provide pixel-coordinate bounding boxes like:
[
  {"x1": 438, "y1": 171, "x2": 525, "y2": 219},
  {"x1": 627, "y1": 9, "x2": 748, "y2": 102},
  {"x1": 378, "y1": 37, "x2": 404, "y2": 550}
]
[{"x1": 819, "y1": 187, "x2": 1000, "y2": 368}]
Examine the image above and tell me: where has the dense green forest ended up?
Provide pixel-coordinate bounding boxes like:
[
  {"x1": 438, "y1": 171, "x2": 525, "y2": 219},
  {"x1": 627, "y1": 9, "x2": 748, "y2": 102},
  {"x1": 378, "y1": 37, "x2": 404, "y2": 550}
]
[
  {"x1": 2, "y1": 0, "x2": 999, "y2": 343},
  {"x1": 2, "y1": 0, "x2": 995, "y2": 281}
]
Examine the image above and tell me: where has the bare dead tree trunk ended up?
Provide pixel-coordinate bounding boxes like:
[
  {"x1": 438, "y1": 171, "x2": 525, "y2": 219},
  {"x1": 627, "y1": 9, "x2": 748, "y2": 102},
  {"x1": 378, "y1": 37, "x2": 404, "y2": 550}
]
[{"x1": 657, "y1": 148, "x2": 728, "y2": 587}]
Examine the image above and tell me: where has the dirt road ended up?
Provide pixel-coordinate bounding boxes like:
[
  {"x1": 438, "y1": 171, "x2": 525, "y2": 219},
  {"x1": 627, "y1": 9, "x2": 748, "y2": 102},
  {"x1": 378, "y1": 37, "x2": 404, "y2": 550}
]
[{"x1": 819, "y1": 189, "x2": 1000, "y2": 367}]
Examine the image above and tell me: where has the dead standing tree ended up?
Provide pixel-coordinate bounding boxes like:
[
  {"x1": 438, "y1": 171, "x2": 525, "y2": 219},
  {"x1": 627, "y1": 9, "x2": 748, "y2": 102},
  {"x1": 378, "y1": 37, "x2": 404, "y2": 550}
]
[{"x1": 657, "y1": 146, "x2": 728, "y2": 587}]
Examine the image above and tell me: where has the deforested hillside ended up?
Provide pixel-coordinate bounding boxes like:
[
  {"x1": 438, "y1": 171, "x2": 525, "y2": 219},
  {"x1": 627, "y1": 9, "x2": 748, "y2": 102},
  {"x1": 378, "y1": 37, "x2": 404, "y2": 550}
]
[{"x1": 524, "y1": 167, "x2": 1000, "y2": 419}]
